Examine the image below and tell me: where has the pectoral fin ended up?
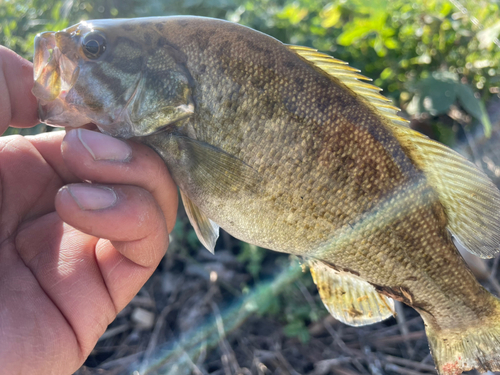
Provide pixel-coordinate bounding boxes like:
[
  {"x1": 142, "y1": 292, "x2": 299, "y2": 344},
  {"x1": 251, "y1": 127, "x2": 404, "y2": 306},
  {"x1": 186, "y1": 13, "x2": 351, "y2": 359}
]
[
  {"x1": 309, "y1": 260, "x2": 395, "y2": 327},
  {"x1": 146, "y1": 134, "x2": 261, "y2": 198},
  {"x1": 180, "y1": 190, "x2": 219, "y2": 254}
]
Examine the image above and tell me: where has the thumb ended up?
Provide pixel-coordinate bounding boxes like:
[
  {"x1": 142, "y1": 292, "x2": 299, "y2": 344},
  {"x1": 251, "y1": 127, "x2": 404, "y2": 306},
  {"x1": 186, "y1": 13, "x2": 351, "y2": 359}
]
[{"x1": 0, "y1": 46, "x2": 39, "y2": 133}]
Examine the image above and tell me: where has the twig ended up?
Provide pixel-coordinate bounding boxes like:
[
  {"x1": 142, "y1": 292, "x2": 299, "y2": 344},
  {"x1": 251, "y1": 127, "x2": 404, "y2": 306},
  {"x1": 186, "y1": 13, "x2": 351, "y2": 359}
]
[
  {"x1": 382, "y1": 353, "x2": 437, "y2": 372},
  {"x1": 98, "y1": 324, "x2": 130, "y2": 342},
  {"x1": 395, "y1": 301, "x2": 415, "y2": 357},
  {"x1": 253, "y1": 357, "x2": 270, "y2": 375},
  {"x1": 211, "y1": 301, "x2": 243, "y2": 375},
  {"x1": 365, "y1": 316, "x2": 423, "y2": 338},
  {"x1": 323, "y1": 320, "x2": 369, "y2": 375},
  {"x1": 331, "y1": 367, "x2": 364, "y2": 375},
  {"x1": 314, "y1": 357, "x2": 352, "y2": 375},
  {"x1": 99, "y1": 351, "x2": 144, "y2": 370},
  {"x1": 297, "y1": 280, "x2": 319, "y2": 320},
  {"x1": 368, "y1": 331, "x2": 426, "y2": 347},
  {"x1": 139, "y1": 304, "x2": 174, "y2": 374},
  {"x1": 274, "y1": 350, "x2": 302, "y2": 375},
  {"x1": 385, "y1": 363, "x2": 434, "y2": 375}
]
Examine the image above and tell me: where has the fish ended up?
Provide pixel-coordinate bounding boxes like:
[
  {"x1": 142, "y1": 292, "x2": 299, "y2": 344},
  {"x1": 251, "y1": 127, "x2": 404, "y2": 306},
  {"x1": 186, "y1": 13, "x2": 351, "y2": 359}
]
[{"x1": 31, "y1": 16, "x2": 500, "y2": 375}]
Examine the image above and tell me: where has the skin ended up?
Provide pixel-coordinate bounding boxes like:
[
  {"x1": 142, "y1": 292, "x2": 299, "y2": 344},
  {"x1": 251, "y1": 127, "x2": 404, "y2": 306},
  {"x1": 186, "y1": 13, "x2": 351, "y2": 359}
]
[{"x1": 0, "y1": 46, "x2": 178, "y2": 374}]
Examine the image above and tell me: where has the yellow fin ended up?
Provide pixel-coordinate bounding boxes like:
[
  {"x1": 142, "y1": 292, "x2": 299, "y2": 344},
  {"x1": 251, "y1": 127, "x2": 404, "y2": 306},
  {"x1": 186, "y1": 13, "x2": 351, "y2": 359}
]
[
  {"x1": 309, "y1": 260, "x2": 395, "y2": 327},
  {"x1": 287, "y1": 45, "x2": 410, "y2": 128},
  {"x1": 181, "y1": 190, "x2": 219, "y2": 254},
  {"x1": 424, "y1": 304, "x2": 500, "y2": 375},
  {"x1": 388, "y1": 125, "x2": 500, "y2": 258}
]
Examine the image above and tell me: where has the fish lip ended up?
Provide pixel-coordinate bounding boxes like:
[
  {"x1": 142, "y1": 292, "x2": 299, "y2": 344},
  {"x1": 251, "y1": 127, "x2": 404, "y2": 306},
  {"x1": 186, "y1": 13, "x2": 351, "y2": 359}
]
[
  {"x1": 32, "y1": 29, "x2": 83, "y2": 127},
  {"x1": 33, "y1": 32, "x2": 57, "y2": 81}
]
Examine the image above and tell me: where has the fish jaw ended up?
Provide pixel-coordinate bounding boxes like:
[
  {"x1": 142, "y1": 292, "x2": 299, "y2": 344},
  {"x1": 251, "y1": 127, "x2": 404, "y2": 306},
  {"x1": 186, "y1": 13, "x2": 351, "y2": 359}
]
[
  {"x1": 31, "y1": 20, "x2": 195, "y2": 138},
  {"x1": 32, "y1": 28, "x2": 140, "y2": 135},
  {"x1": 32, "y1": 31, "x2": 94, "y2": 127}
]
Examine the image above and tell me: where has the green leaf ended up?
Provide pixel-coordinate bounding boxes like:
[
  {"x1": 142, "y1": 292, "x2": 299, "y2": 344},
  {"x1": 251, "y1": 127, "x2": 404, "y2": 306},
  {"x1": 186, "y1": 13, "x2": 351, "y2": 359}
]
[
  {"x1": 479, "y1": 101, "x2": 492, "y2": 139},
  {"x1": 283, "y1": 320, "x2": 310, "y2": 343},
  {"x1": 278, "y1": 3, "x2": 308, "y2": 25},
  {"x1": 456, "y1": 84, "x2": 482, "y2": 119},
  {"x1": 337, "y1": 23, "x2": 374, "y2": 46},
  {"x1": 320, "y1": 4, "x2": 341, "y2": 28},
  {"x1": 456, "y1": 84, "x2": 492, "y2": 137},
  {"x1": 349, "y1": 0, "x2": 389, "y2": 15},
  {"x1": 51, "y1": 1, "x2": 62, "y2": 21},
  {"x1": 413, "y1": 73, "x2": 458, "y2": 115},
  {"x1": 380, "y1": 67, "x2": 393, "y2": 80}
]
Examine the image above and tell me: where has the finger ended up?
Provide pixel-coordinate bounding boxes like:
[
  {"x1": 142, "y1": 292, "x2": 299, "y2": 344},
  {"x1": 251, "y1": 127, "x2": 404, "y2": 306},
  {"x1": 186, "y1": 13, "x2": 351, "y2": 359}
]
[
  {"x1": 0, "y1": 46, "x2": 38, "y2": 133},
  {"x1": 0, "y1": 132, "x2": 78, "y2": 242},
  {"x1": 61, "y1": 128, "x2": 178, "y2": 232},
  {"x1": 15, "y1": 212, "x2": 117, "y2": 360},
  {"x1": 1, "y1": 226, "x2": 83, "y2": 374},
  {"x1": 55, "y1": 183, "x2": 169, "y2": 312},
  {"x1": 56, "y1": 184, "x2": 168, "y2": 267}
]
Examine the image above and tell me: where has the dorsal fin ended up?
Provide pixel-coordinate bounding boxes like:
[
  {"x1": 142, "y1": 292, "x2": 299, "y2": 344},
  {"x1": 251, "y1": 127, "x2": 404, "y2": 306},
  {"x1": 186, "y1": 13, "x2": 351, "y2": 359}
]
[
  {"x1": 388, "y1": 125, "x2": 500, "y2": 258},
  {"x1": 288, "y1": 45, "x2": 500, "y2": 258},
  {"x1": 309, "y1": 259, "x2": 395, "y2": 327},
  {"x1": 288, "y1": 45, "x2": 409, "y2": 127}
]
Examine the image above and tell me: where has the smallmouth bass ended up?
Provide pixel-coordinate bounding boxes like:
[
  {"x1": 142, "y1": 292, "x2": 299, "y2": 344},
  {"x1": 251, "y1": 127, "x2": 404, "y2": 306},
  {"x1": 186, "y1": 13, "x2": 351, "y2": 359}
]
[{"x1": 32, "y1": 16, "x2": 500, "y2": 374}]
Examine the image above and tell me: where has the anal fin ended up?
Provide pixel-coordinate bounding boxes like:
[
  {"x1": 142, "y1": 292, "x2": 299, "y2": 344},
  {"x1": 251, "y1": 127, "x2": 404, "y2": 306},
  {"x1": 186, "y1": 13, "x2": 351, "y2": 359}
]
[
  {"x1": 181, "y1": 190, "x2": 219, "y2": 254},
  {"x1": 309, "y1": 259, "x2": 395, "y2": 327}
]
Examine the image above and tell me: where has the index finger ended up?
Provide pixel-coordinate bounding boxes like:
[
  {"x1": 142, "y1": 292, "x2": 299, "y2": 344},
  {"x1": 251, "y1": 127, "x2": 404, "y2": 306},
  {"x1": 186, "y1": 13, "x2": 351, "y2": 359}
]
[{"x1": 0, "y1": 46, "x2": 39, "y2": 133}]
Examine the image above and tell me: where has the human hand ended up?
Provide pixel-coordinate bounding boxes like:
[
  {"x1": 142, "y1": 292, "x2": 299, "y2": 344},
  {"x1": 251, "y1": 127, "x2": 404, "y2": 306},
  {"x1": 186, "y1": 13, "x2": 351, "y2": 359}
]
[{"x1": 0, "y1": 46, "x2": 178, "y2": 374}]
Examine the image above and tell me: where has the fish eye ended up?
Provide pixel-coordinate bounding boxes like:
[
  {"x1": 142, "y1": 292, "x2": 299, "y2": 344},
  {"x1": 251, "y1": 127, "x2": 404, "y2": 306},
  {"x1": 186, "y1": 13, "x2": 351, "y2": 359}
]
[{"x1": 82, "y1": 32, "x2": 106, "y2": 59}]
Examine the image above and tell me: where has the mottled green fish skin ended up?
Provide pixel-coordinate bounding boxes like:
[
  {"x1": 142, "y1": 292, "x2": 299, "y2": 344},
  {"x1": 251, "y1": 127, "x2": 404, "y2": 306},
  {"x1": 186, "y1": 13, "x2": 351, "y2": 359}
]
[
  {"x1": 33, "y1": 17, "x2": 500, "y2": 374},
  {"x1": 137, "y1": 17, "x2": 496, "y2": 329}
]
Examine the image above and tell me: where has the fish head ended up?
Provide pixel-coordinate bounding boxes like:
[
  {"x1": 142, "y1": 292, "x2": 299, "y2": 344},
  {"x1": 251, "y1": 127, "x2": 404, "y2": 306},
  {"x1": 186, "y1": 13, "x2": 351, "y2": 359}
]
[{"x1": 32, "y1": 18, "x2": 194, "y2": 138}]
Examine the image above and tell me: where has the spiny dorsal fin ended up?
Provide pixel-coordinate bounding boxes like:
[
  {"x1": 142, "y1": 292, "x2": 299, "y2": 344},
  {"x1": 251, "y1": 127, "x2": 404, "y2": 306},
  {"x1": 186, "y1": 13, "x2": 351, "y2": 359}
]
[
  {"x1": 287, "y1": 45, "x2": 409, "y2": 127},
  {"x1": 388, "y1": 125, "x2": 500, "y2": 258},
  {"x1": 289, "y1": 45, "x2": 500, "y2": 258},
  {"x1": 181, "y1": 190, "x2": 219, "y2": 254},
  {"x1": 309, "y1": 259, "x2": 395, "y2": 327}
]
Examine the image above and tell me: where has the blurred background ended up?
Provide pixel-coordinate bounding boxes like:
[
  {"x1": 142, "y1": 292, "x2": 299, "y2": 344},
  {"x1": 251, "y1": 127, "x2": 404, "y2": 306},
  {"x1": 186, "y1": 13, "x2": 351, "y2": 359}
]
[{"x1": 2, "y1": 0, "x2": 500, "y2": 374}]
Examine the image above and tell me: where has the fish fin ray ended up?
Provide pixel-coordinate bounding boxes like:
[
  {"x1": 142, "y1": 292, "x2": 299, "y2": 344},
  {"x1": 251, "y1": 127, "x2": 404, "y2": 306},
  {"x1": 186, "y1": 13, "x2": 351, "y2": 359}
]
[
  {"x1": 424, "y1": 304, "x2": 500, "y2": 375},
  {"x1": 287, "y1": 45, "x2": 410, "y2": 128},
  {"x1": 309, "y1": 259, "x2": 395, "y2": 327},
  {"x1": 172, "y1": 135, "x2": 261, "y2": 196},
  {"x1": 388, "y1": 125, "x2": 500, "y2": 258},
  {"x1": 290, "y1": 45, "x2": 500, "y2": 257},
  {"x1": 180, "y1": 190, "x2": 219, "y2": 254}
]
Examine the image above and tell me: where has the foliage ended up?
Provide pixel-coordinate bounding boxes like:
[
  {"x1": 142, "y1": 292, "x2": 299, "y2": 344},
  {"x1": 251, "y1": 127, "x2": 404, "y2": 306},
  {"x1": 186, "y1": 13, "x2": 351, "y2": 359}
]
[{"x1": 237, "y1": 243, "x2": 266, "y2": 280}]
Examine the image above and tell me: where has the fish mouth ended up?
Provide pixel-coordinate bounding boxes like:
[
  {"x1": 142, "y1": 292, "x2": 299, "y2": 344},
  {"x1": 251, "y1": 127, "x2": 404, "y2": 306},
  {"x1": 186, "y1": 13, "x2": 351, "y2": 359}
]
[{"x1": 32, "y1": 31, "x2": 92, "y2": 127}]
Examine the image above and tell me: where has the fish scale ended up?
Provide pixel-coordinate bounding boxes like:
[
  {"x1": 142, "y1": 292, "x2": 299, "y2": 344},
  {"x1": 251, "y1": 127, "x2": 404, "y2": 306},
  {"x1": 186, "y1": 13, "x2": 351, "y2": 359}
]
[{"x1": 32, "y1": 16, "x2": 500, "y2": 374}]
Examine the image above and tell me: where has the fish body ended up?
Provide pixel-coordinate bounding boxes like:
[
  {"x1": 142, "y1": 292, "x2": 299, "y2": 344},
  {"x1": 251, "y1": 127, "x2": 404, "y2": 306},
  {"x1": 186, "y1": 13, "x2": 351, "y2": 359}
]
[{"x1": 32, "y1": 16, "x2": 500, "y2": 374}]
